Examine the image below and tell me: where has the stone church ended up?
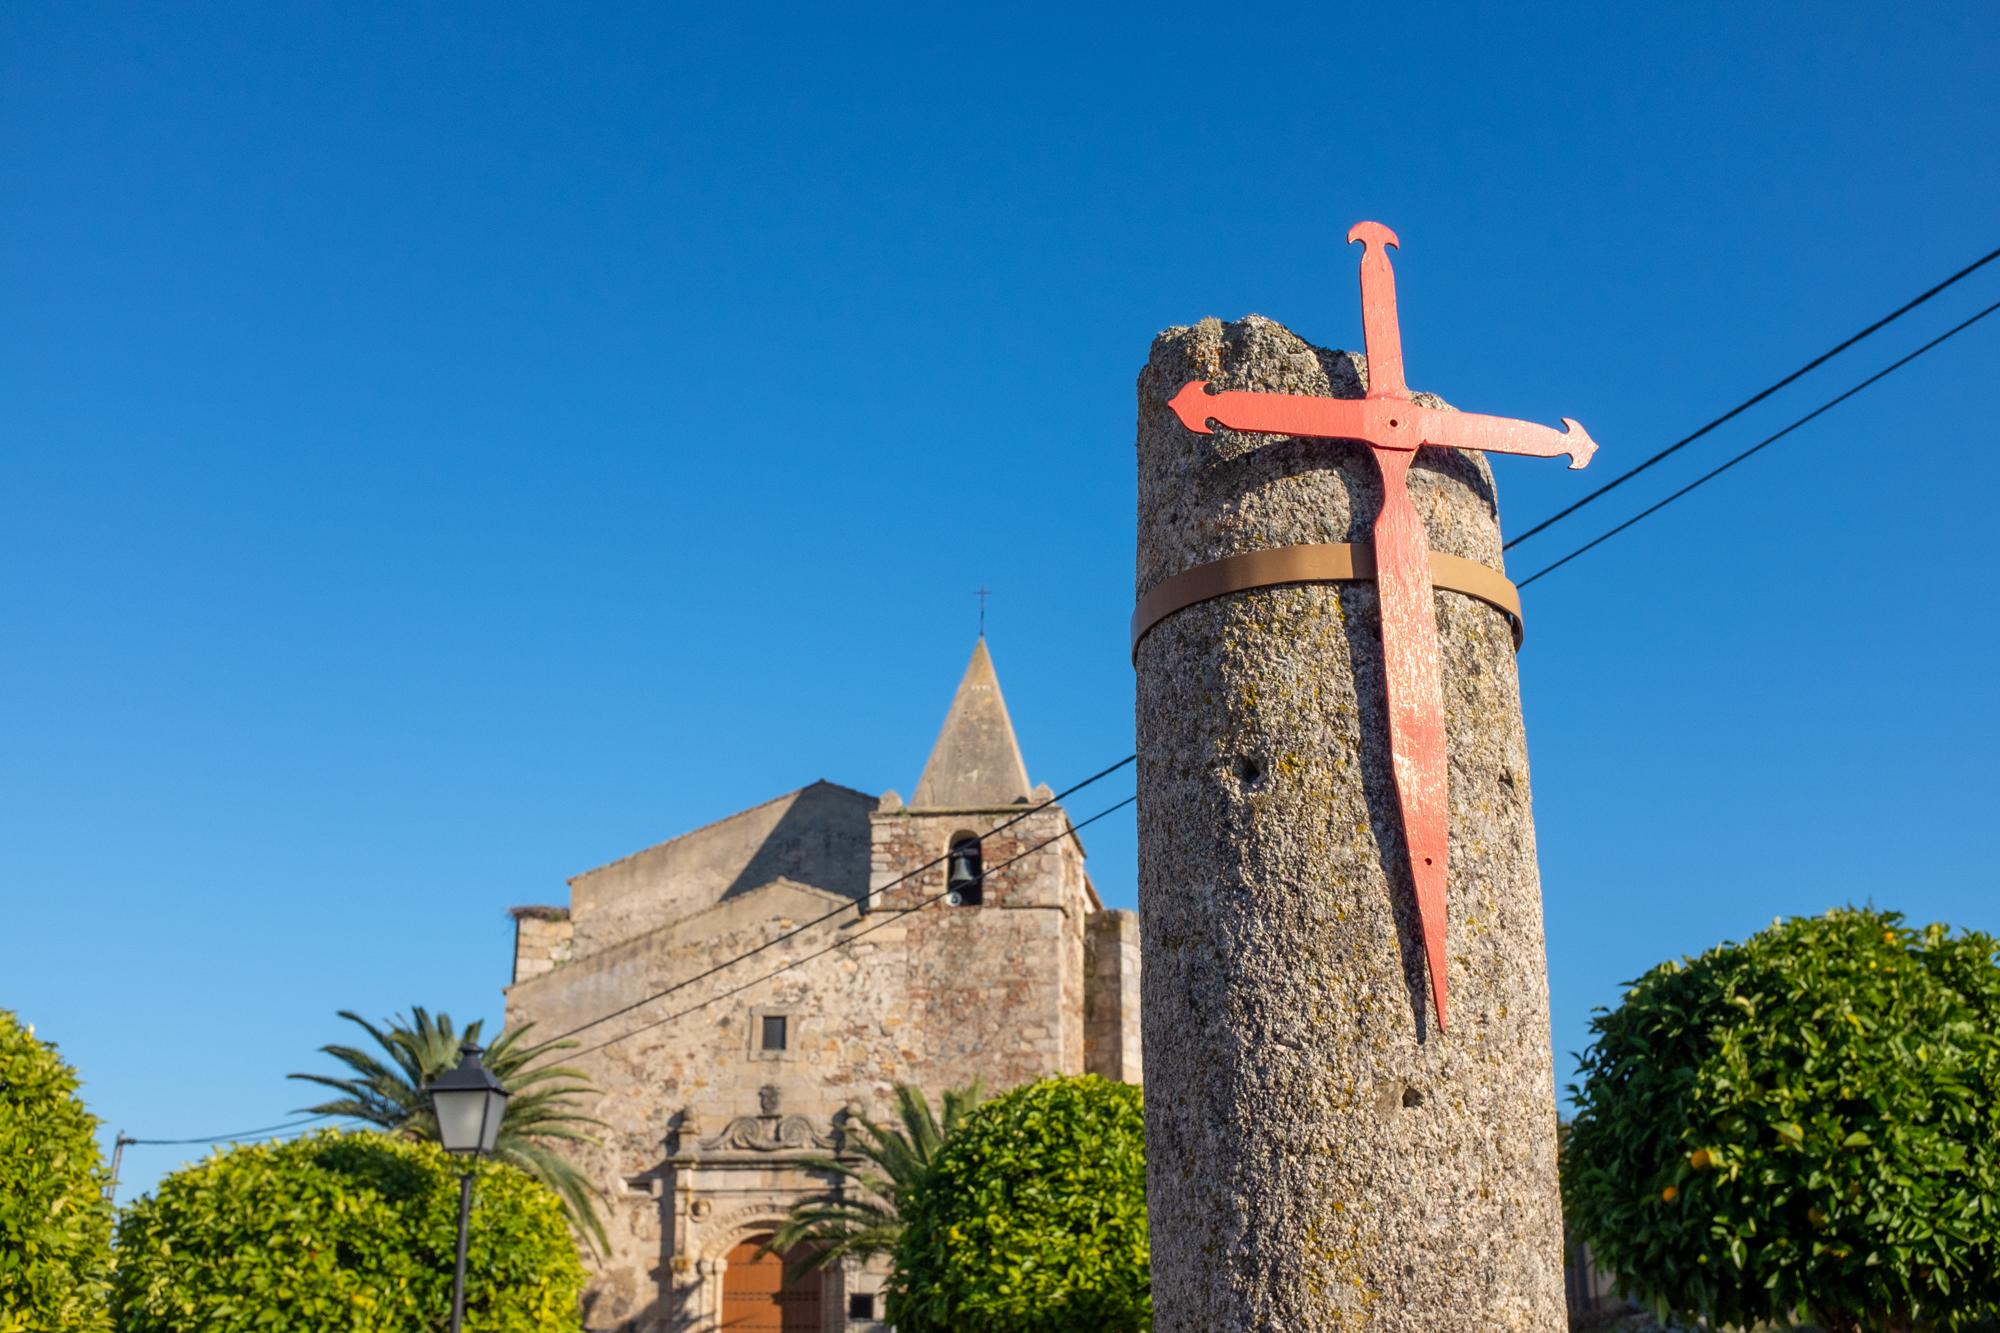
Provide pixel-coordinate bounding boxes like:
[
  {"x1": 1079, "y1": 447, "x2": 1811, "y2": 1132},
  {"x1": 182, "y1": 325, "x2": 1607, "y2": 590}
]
[{"x1": 502, "y1": 639, "x2": 1141, "y2": 1332}]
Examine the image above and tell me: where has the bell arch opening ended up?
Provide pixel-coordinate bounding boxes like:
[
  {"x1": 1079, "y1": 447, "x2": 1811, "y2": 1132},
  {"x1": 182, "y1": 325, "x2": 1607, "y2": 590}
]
[{"x1": 945, "y1": 831, "x2": 984, "y2": 907}]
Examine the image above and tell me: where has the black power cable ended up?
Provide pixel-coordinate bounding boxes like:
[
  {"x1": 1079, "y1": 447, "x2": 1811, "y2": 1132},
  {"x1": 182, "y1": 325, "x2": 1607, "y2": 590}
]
[
  {"x1": 1518, "y1": 298, "x2": 2000, "y2": 588},
  {"x1": 121, "y1": 1113, "x2": 342, "y2": 1146},
  {"x1": 567, "y1": 793, "x2": 1138, "y2": 1061},
  {"x1": 542, "y1": 753, "x2": 1136, "y2": 1046},
  {"x1": 115, "y1": 768, "x2": 1141, "y2": 1152},
  {"x1": 130, "y1": 252, "x2": 2000, "y2": 1136},
  {"x1": 108, "y1": 1114, "x2": 369, "y2": 1204},
  {"x1": 1505, "y1": 243, "x2": 2000, "y2": 551},
  {"x1": 550, "y1": 273, "x2": 1996, "y2": 1056}
]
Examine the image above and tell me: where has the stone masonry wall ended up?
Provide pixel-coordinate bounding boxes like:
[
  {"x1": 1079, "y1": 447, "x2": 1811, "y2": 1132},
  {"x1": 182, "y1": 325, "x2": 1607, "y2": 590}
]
[
  {"x1": 510, "y1": 908, "x2": 574, "y2": 984},
  {"x1": 1085, "y1": 908, "x2": 1143, "y2": 1083},
  {"x1": 509, "y1": 880, "x2": 952, "y2": 1326},
  {"x1": 568, "y1": 783, "x2": 874, "y2": 962},
  {"x1": 504, "y1": 796, "x2": 1097, "y2": 1330},
  {"x1": 868, "y1": 801, "x2": 1091, "y2": 1077}
]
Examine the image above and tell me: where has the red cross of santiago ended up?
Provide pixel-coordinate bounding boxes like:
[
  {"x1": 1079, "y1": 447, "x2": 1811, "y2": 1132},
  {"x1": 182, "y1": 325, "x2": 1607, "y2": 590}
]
[{"x1": 1168, "y1": 222, "x2": 1597, "y2": 1032}]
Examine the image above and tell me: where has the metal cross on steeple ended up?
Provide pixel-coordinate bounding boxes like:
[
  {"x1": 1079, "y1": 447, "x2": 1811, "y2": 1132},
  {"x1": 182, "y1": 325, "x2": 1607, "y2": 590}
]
[
  {"x1": 1167, "y1": 222, "x2": 1598, "y2": 1031},
  {"x1": 974, "y1": 584, "x2": 991, "y2": 638}
]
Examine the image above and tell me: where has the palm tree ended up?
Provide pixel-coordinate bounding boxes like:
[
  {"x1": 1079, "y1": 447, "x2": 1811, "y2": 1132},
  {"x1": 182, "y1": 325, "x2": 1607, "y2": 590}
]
[
  {"x1": 289, "y1": 1007, "x2": 608, "y2": 1252},
  {"x1": 765, "y1": 1082, "x2": 982, "y2": 1282}
]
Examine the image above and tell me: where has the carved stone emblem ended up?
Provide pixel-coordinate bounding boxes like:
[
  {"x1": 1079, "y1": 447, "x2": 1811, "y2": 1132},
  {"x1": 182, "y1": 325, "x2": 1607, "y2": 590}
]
[
  {"x1": 693, "y1": 1087, "x2": 834, "y2": 1154},
  {"x1": 697, "y1": 1111, "x2": 834, "y2": 1154}
]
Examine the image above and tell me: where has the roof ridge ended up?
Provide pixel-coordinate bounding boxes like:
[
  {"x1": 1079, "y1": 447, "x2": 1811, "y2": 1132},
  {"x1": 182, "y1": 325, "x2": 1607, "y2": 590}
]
[{"x1": 566, "y1": 780, "x2": 876, "y2": 884}]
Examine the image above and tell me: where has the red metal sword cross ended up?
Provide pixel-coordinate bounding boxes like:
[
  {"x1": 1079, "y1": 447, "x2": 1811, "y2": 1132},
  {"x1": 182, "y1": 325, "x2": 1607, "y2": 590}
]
[{"x1": 1168, "y1": 222, "x2": 1596, "y2": 1031}]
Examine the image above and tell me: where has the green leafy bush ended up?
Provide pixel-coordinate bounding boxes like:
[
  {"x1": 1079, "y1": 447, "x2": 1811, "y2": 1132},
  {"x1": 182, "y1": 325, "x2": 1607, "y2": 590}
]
[
  {"x1": 1564, "y1": 907, "x2": 2000, "y2": 1332},
  {"x1": 0, "y1": 1010, "x2": 112, "y2": 1332},
  {"x1": 112, "y1": 1130, "x2": 584, "y2": 1333},
  {"x1": 887, "y1": 1074, "x2": 1148, "y2": 1332},
  {"x1": 290, "y1": 1007, "x2": 607, "y2": 1251}
]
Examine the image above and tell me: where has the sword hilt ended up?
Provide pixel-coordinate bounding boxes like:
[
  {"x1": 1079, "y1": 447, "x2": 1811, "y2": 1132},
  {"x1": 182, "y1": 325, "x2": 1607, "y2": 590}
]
[{"x1": 1348, "y1": 222, "x2": 1408, "y2": 400}]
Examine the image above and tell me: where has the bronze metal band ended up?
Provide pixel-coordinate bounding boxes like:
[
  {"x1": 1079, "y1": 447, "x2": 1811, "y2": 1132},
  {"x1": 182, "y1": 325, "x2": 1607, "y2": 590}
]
[{"x1": 1130, "y1": 543, "x2": 1524, "y2": 664}]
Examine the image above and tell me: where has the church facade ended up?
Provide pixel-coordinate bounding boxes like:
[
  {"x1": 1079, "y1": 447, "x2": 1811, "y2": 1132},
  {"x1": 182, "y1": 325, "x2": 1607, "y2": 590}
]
[{"x1": 502, "y1": 640, "x2": 1141, "y2": 1332}]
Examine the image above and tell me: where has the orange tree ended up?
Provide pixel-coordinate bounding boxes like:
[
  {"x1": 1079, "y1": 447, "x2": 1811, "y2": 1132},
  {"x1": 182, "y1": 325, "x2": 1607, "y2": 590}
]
[
  {"x1": 112, "y1": 1130, "x2": 583, "y2": 1332},
  {"x1": 0, "y1": 1010, "x2": 112, "y2": 1332},
  {"x1": 1563, "y1": 907, "x2": 2000, "y2": 1332},
  {"x1": 887, "y1": 1074, "x2": 1148, "y2": 1332}
]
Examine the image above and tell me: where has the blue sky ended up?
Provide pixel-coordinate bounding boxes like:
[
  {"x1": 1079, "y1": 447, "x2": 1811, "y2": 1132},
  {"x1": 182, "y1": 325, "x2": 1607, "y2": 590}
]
[{"x1": 5, "y1": 3, "x2": 1996, "y2": 1195}]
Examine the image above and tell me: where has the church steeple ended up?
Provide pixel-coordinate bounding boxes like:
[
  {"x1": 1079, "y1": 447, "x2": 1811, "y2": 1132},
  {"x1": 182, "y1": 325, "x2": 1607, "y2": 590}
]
[{"x1": 911, "y1": 638, "x2": 1032, "y2": 809}]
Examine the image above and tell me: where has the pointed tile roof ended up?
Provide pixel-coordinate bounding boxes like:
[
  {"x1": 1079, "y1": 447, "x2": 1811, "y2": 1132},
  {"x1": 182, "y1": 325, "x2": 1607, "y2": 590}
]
[{"x1": 912, "y1": 638, "x2": 1032, "y2": 809}]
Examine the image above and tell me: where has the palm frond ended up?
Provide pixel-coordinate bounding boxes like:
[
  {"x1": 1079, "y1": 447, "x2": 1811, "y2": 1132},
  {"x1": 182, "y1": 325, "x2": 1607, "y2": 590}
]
[
  {"x1": 500, "y1": 1137, "x2": 610, "y2": 1253},
  {"x1": 765, "y1": 1080, "x2": 985, "y2": 1279},
  {"x1": 292, "y1": 1004, "x2": 609, "y2": 1253},
  {"x1": 307, "y1": 1042, "x2": 407, "y2": 1088}
]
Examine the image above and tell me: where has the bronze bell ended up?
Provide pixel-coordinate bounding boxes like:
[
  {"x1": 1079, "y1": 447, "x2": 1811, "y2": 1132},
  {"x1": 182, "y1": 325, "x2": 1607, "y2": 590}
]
[{"x1": 945, "y1": 837, "x2": 984, "y2": 907}]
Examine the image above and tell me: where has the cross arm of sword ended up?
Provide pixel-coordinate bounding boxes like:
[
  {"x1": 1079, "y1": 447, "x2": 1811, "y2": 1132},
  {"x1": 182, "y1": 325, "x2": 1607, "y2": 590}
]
[
  {"x1": 1428, "y1": 409, "x2": 1598, "y2": 470},
  {"x1": 1168, "y1": 380, "x2": 1596, "y2": 470}
]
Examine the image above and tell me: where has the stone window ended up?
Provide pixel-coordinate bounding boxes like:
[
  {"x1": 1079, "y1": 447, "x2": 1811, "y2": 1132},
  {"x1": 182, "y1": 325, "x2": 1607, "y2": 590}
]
[
  {"x1": 749, "y1": 1005, "x2": 798, "y2": 1061},
  {"x1": 946, "y1": 832, "x2": 984, "y2": 907},
  {"x1": 848, "y1": 1291, "x2": 876, "y2": 1320}
]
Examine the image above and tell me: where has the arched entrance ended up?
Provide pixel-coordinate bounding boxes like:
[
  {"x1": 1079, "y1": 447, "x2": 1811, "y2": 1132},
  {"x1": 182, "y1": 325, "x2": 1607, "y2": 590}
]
[{"x1": 721, "y1": 1235, "x2": 821, "y2": 1331}]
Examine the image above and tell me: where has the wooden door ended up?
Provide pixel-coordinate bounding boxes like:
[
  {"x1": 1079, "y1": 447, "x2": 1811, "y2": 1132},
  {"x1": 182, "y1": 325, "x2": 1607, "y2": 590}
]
[{"x1": 721, "y1": 1235, "x2": 821, "y2": 1332}]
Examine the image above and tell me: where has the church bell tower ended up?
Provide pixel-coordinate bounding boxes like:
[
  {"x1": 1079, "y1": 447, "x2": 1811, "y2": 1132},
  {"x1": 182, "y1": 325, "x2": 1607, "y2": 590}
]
[{"x1": 867, "y1": 637, "x2": 1097, "y2": 1085}]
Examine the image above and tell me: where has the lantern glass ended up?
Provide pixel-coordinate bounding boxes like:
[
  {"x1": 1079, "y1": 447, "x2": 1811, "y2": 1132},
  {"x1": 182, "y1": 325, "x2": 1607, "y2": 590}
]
[
  {"x1": 478, "y1": 1090, "x2": 504, "y2": 1152},
  {"x1": 434, "y1": 1086, "x2": 502, "y2": 1155},
  {"x1": 427, "y1": 1042, "x2": 509, "y2": 1156}
]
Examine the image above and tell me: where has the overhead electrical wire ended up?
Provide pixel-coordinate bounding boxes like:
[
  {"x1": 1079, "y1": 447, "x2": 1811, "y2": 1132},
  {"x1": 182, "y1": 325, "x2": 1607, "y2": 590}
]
[
  {"x1": 1517, "y1": 298, "x2": 2000, "y2": 588},
  {"x1": 542, "y1": 752, "x2": 1137, "y2": 1046},
  {"x1": 543, "y1": 277, "x2": 1999, "y2": 1057},
  {"x1": 119, "y1": 1112, "x2": 345, "y2": 1146},
  {"x1": 121, "y1": 247, "x2": 2000, "y2": 1140},
  {"x1": 117, "y1": 764, "x2": 1141, "y2": 1150},
  {"x1": 566, "y1": 792, "x2": 1138, "y2": 1061},
  {"x1": 107, "y1": 1114, "x2": 372, "y2": 1205},
  {"x1": 1504, "y1": 242, "x2": 2000, "y2": 551}
]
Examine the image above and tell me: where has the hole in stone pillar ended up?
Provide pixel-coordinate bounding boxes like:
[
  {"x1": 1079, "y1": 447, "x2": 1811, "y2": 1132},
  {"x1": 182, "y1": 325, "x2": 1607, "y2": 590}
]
[
  {"x1": 1402, "y1": 1085, "x2": 1425, "y2": 1108},
  {"x1": 1232, "y1": 754, "x2": 1264, "y2": 787}
]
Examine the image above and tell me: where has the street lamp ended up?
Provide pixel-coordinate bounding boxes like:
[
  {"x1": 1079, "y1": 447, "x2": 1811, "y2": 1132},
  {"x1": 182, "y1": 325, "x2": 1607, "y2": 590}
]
[{"x1": 428, "y1": 1041, "x2": 509, "y2": 1333}]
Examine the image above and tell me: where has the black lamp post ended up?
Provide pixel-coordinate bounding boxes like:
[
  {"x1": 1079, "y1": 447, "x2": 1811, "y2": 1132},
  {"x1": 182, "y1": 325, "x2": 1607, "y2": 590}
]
[{"x1": 427, "y1": 1041, "x2": 509, "y2": 1333}]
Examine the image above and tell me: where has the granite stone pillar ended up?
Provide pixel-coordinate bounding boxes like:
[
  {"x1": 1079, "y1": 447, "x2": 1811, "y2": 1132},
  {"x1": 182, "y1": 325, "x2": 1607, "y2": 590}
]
[{"x1": 1135, "y1": 315, "x2": 1566, "y2": 1330}]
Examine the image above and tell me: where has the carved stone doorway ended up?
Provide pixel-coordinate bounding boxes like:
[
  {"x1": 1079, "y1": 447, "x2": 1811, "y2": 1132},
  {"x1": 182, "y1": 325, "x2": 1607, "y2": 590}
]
[{"x1": 720, "y1": 1236, "x2": 821, "y2": 1332}]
